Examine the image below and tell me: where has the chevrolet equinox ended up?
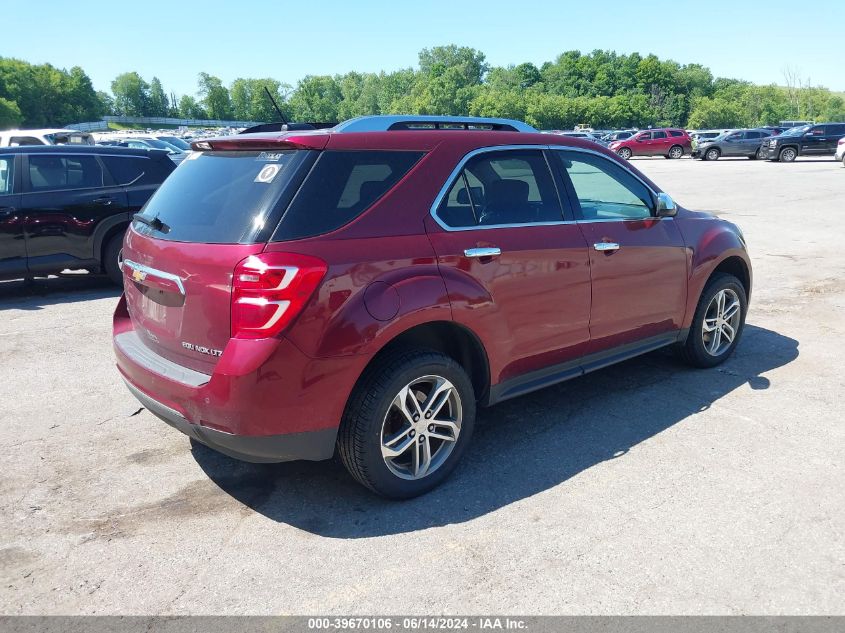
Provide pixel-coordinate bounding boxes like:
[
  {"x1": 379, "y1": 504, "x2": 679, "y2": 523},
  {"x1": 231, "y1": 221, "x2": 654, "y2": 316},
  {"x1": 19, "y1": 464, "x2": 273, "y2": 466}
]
[{"x1": 114, "y1": 115, "x2": 752, "y2": 498}]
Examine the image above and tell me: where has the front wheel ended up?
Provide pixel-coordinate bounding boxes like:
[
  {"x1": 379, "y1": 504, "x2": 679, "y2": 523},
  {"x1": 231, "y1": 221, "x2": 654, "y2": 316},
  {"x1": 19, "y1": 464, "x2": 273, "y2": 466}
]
[
  {"x1": 779, "y1": 147, "x2": 797, "y2": 162},
  {"x1": 704, "y1": 148, "x2": 720, "y2": 161},
  {"x1": 677, "y1": 273, "x2": 747, "y2": 368},
  {"x1": 337, "y1": 349, "x2": 476, "y2": 498},
  {"x1": 667, "y1": 145, "x2": 684, "y2": 159},
  {"x1": 616, "y1": 147, "x2": 632, "y2": 160},
  {"x1": 756, "y1": 147, "x2": 767, "y2": 160}
]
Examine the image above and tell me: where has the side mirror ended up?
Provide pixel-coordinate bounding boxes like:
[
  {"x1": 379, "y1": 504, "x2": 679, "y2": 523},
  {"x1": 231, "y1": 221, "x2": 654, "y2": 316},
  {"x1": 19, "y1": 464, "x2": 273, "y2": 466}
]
[{"x1": 656, "y1": 192, "x2": 677, "y2": 217}]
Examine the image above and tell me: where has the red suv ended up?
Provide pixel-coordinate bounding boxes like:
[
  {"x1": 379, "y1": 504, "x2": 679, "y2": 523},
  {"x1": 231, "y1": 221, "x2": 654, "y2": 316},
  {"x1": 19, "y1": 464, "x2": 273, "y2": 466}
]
[
  {"x1": 114, "y1": 115, "x2": 751, "y2": 498},
  {"x1": 609, "y1": 128, "x2": 692, "y2": 159}
]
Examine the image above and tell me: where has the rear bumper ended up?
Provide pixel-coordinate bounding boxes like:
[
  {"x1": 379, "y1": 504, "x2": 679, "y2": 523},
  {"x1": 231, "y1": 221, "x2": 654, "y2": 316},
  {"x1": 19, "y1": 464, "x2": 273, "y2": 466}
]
[
  {"x1": 113, "y1": 295, "x2": 367, "y2": 463},
  {"x1": 124, "y1": 380, "x2": 337, "y2": 462}
]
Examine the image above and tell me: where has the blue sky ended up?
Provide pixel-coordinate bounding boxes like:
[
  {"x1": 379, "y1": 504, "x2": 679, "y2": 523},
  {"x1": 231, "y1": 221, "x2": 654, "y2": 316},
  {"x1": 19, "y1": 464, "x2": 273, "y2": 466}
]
[{"x1": 5, "y1": 0, "x2": 843, "y2": 95}]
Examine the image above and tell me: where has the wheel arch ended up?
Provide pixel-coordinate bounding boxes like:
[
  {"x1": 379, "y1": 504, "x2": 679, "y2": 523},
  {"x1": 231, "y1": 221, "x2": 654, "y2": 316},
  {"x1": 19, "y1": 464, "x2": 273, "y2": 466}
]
[
  {"x1": 710, "y1": 255, "x2": 751, "y2": 302},
  {"x1": 356, "y1": 320, "x2": 491, "y2": 405},
  {"x1": 93, "y1": 214, "x2": 131, "y2": 271}
]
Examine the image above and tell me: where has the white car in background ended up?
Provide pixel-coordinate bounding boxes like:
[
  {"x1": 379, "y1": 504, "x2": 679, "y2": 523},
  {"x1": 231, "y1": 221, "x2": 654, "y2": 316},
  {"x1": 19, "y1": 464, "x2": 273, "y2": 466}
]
[
  {"x1": 0, "y1": 128, "x2": 94, "y2": 147},
  {"x1": 835, "y1": 137, "x2": 845, "y2": 166}
]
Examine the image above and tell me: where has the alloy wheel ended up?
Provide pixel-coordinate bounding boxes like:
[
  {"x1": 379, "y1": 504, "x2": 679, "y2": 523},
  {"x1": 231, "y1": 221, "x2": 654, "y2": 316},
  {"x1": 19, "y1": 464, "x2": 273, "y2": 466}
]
[
  {"x1": 781, "y1": 148, "x2": 797, "y2": 162},
  {"x1": 706, "y1": 148, "x2": 720, "y2": 161},
  {"x1": 669, "y1": 146, "x2": 683, "y2": 159},
  {"x1": 617, "y1": 148, "x2": 632, "y2": 160},
  {"x1": 380, "y1": 375, "x2": 462, "y2": 480},
  {"x1": 701, "y1": 289, "x2": 741, "y2": 356}
]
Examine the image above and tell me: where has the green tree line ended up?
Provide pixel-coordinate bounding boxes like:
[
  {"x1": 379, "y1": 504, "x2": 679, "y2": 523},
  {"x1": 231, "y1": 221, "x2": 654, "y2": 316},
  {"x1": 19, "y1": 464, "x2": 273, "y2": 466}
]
[{"x1": 2, "y1": 46, "x2": 844, "y2": 130}]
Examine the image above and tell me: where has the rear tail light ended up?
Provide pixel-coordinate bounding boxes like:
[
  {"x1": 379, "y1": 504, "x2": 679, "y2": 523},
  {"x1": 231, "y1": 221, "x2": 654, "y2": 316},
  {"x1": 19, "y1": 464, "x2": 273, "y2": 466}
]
[{"x1": 231, "y1": 253, "x2": 327, "y2": 339}]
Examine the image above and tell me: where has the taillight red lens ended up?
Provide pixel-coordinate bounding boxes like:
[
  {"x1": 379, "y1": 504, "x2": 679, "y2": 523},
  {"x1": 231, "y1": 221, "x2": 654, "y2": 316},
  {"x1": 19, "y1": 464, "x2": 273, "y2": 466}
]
[{"x1": 231, "y1": 252, "x2": 327, "y2": 339}]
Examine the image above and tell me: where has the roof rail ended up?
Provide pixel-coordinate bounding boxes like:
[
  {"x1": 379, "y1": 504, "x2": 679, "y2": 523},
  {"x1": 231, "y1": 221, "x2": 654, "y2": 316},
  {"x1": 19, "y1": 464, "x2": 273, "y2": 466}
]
[{"x1": 333, "y1": 115, "x2": 537, "y2": 133}]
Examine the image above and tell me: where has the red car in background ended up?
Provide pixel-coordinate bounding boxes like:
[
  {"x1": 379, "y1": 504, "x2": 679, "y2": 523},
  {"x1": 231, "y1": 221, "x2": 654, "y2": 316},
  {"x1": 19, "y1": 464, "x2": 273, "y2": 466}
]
[
  {"x1": 609, "y1": 128, "x2": 692, "y2": 159},
  {"x1": 114, "y1": 115, "x2": 751, "y2": 498}
]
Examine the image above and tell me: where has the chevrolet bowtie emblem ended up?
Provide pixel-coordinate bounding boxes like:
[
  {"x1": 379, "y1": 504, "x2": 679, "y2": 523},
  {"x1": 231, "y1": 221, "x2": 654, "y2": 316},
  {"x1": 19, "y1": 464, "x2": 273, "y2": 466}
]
[{"x1": 132, "y1": 268, "x2": 147, "y2": 282}]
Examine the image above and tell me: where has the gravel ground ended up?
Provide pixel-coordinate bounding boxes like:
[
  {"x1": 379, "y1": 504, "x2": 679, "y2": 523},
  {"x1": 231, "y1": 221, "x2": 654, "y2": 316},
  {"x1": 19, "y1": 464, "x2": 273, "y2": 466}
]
[{"x1": 0, "y1": 156, "x2": 843, "y2": 615}]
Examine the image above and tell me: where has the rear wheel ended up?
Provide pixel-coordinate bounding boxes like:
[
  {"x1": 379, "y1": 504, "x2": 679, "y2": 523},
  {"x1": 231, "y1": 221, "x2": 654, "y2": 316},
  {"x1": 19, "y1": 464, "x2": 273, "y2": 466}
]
[
  {"x1": 337, "y1": 349, "x2": 475, "y2": 499},
  {"x1": 667, "y1": 145, "x2": 684, "y2": 159},
  {"x1": 677, "y1": 273, "x2": 747, "y2": 368},
  {"x1": 704, "y1": 147, "x2": 721, "y2": 161},
  {"x1": 779, "y1": 147, "x2": 797, "y2": 162},
  {"x1": 616, "y1": 147, "x2": 632, "y2": 160},
  {"x1": 103, "y1": 233, "x2": 124, "y2": 285}
]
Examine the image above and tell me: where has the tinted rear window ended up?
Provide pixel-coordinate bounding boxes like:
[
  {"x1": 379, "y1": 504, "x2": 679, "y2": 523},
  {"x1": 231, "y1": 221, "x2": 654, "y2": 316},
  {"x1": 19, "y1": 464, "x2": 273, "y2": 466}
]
[
  {"x1": 102, "y1": 155, "x2": 174, "y2": 186},
  {"x1": 272, "y1": 150, "x2": 424, "y2": 241},
  {"x1": 133, "y1": 150, "x2": 315, "y2": 244}
]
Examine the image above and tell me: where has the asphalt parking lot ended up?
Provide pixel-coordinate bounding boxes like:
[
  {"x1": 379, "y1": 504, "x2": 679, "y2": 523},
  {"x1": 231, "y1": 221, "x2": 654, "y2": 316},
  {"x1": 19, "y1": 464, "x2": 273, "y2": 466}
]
[{"x1": 1, "y1": 156, "x2": 843, "y2": 615}]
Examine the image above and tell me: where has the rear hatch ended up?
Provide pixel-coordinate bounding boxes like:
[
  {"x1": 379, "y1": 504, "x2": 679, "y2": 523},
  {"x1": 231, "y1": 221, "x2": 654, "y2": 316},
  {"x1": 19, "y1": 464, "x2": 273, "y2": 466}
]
[{"x1": 122, "y1": 147, "x2": 317, "y2": 374}]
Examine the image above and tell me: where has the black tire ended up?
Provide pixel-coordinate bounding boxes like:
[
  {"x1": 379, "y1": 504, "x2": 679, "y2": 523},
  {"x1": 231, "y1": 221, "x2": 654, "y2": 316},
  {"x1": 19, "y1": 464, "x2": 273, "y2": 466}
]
[
  {"x1": 779, "y1": 146, "x2": 797, "y2": 162},
  {"x1": 667, "y1": 145, "x2": 684, "y2": 159},
  {"x1": 103, "y1": 233, "x2": 124, "y2": 285},
  {"x1": 616, "y1": 147, "x2": 632, "y2": 160},
  {"x1": 755, "y1": 147, "x2": 767, "y2": 160},
  {"x1": 704, "y1": 147, "x2": 720, "y2": 161},
  {"x1": 337, "y1": 348, "x2": 476, "y2": 499},
  {"x1": 677, "y1": 273, "x2": 747, "y2": 368}
]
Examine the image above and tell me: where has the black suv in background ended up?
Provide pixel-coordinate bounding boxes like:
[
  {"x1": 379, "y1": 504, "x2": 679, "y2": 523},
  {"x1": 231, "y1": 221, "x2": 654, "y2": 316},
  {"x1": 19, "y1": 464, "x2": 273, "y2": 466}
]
[
  {"x1": 763, "y1": 123, "x2": 845, "y2": 162},
  {"x1": 0, "y1": 146, "x2": 174, "y2": 284}
]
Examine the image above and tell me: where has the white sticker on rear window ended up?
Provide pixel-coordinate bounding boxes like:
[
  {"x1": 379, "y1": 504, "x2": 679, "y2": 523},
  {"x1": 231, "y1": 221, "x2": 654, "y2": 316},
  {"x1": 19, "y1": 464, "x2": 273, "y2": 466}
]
[
  {"x1": 255, "y1": 164, "x2": 281, "y2": 183},
  {"x1": 256, "y1": 152, "x2": 285, "y2": 162}
]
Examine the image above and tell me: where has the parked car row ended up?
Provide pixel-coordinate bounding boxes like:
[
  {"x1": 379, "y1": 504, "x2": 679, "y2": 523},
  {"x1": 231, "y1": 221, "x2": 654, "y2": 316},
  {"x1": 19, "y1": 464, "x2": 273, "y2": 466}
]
[
  {"x1": 690, "y1": 123, "x2": 845, "y2": 162},
  {"x1": 0, "y1": 146, "x2": 175, "y2": 283}
]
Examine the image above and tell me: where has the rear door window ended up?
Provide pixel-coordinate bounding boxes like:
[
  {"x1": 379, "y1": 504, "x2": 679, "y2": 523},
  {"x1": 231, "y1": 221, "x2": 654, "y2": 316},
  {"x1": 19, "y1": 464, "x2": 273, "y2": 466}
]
[
  {"x1": 435, "y1": 150, "x2": 563, "y2": 228},
  {"x1": 652, "y1": 131, "x2": 667, "y2": 139},
  {"x1": 273, "y1": 150, "x2": 424, "y2": 241},
  {"x1": 26, "y1": 154, "x2": 104, "y2": 191},
  {"x1": 134, "y1": 150, "x2": 316, "y2": 244}
]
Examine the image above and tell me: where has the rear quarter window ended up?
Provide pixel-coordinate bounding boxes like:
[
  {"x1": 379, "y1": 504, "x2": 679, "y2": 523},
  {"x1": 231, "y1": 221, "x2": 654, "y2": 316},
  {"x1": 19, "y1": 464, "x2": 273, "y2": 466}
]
[
  {"x1": 103, "y1": 155, "x2": 174, "y2": 186},
  {"x1": 669, "y1": 130, "x2": 685, "y2": 137},
  {"x1": 272, "y1": 150, "x2": 424, "y2": 241}
]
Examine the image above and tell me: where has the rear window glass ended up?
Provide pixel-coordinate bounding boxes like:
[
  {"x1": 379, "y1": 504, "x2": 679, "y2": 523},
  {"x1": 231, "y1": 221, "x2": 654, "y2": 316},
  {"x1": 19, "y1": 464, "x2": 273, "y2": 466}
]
[
  {"x1": 669, "y1": 130, "x2": 684, "y2": 137},
  {"x1": 273, "y1": 150, "x2": 424, "y2": 241},
  {"x1": 133, "y1": 150, "x2": 315, "y2": 244}
]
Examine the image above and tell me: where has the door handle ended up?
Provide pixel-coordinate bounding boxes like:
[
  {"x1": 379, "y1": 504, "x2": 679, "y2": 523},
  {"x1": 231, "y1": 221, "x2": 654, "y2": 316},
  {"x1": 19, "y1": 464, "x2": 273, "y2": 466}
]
[
  {"x1": 464, "y1": 247, "x2": 501, "y2": 258},
  {"x1": 593, "y1": 242, "x2": 620, "y2": 252},
  {"x1": 92, "y1": 196, "x2": 114, "y2": 206}
]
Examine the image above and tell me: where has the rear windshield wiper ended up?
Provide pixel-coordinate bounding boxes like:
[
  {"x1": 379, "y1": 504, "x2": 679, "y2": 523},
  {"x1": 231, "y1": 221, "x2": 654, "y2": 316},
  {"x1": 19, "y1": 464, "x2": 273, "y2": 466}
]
[{"x1": 133, "y1": 213, "x2": 169, "y2": 233}]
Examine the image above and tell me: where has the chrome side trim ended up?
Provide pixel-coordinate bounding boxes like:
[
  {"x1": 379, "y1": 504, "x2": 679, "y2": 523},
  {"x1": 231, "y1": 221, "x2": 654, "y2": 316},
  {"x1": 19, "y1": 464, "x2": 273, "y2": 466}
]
[
  {"x1": 122, "y1": 258, "x2": 185, "y2": 295},
  {"x1": 428, "y1": 144, "x2": 669, "y2": 233}
]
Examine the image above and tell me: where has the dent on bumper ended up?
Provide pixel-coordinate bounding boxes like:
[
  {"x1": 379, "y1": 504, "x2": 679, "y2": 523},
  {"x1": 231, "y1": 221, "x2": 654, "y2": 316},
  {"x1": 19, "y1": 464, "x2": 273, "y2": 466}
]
[{"x1": 125, "y1": 379, "x2": 337, "y2": 463}]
